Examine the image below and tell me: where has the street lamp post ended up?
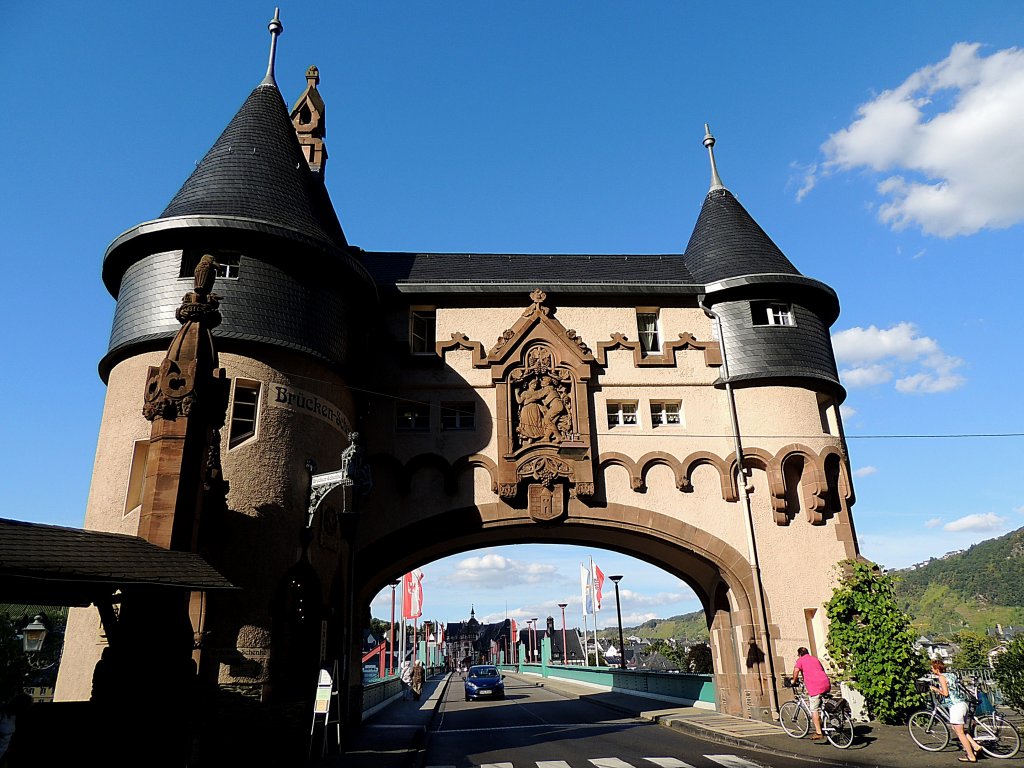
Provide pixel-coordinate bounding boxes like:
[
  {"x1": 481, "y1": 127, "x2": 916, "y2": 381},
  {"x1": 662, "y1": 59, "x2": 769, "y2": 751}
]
[
  {"x1": 558, "y1": 603, "x2": 568, "y2": 665},
  {"x1": 22, "y1": 615, "x2": 48, "y2": 653},
  {"x1": 610, "y1": 576, "x2": 626, "y2": 670},
  {"x1": 389, "y1": 581, "x2": 399, "y2": 676}
]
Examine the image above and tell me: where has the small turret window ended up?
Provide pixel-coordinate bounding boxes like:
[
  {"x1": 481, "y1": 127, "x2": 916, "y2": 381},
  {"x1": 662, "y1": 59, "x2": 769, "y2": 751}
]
[
  {"x1": 180, "y1": 249, "x2": 241, "y2": 280},
  {"x1": 396, "y1": 402, "x2": 431, "y2": 432},
  {"x1": 751, "y1": 301, "x2": 795, "y2": 327}
]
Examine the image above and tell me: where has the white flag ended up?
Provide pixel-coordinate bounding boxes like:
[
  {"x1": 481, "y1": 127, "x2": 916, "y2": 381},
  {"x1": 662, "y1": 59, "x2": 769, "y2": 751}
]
[{"x1": 580, "y1": 563, "x2": 593, "y2": 614}]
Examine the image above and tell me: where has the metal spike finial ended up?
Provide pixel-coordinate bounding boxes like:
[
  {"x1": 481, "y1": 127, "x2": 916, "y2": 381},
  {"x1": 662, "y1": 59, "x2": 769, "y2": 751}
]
[
  {"x1": 263, "y1": 8, "x2": 283, "y2": 85},
  {"x1": 703, "y1": 123, "x2": 725, "y2": 192}
]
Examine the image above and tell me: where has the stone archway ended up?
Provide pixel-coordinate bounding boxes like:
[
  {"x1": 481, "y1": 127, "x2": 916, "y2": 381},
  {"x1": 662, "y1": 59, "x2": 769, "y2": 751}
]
[{"x1": 345, "y1": 501, "x2": 778, "y2": 718}]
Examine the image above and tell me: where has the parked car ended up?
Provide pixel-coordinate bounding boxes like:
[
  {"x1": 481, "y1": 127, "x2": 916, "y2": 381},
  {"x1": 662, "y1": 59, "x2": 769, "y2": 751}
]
[{"x1": 464, "y1": 665, "x2": 505, "y2": 701}]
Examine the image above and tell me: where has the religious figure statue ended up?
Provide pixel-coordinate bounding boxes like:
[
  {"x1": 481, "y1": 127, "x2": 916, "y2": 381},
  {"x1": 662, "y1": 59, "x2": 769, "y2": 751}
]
[{"x1": 514, "y1": 372, "x2": 574, "y2": 447}]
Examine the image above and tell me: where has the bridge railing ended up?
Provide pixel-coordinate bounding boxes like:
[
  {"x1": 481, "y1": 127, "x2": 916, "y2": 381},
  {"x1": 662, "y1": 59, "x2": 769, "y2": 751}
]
[{"x1": 506, "y1": 662, "x2": 715, "y2": 708}]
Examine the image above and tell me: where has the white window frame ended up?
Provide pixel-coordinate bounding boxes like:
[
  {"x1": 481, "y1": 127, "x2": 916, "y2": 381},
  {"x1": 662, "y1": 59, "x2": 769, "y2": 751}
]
[
  {"x1": 606, "y1": 401, "x2": 639, "y2": 429},
  {"x1": 409, "y1": 307, "x2": 436, "y2": 355},
  {"x1": 228, "y1": 379, "x2": 261, "y2": 449},
  {"x1": 765, "y1": 303, "x2": 795, "y2": 326},
  {"x1": 440, "y1": 402, "x2": 475, "y2": 431},
  {"x1": 122, "y1": 439, "x2": 150, "y2": 517},
  {"x1": 636, "y1": 307, "x2": 661, "y2": 353},
  {"x1": 650, "y1": 401, "x2": 683, "y2": 427}
]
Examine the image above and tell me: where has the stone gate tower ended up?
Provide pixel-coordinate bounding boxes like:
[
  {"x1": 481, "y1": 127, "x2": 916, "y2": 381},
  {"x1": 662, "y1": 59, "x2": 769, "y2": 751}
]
[
  {"x1": 58, "y1": 10, "x2": 860, "y2": 740},
  {"x1": 58, "y1": 14, "x2": 373, "y2": 707}
]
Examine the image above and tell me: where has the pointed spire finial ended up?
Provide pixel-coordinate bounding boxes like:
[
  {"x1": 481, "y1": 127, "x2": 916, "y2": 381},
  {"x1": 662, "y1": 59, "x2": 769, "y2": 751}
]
[
  {"x1": 703, "y1": 123, "x2": 726, "y2": 192},
  {"x1": 263, "y1": 8, "x2": 283, "y2": 85}
]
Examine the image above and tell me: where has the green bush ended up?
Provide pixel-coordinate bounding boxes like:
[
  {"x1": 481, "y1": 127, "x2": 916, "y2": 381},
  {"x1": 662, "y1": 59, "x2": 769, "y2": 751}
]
[
  {"x1": 825, "y1": 560, "x2": 928, "y2": 724},
  {"x1": 993, "y1": 636, "x2": 1024, "y2": 711}
]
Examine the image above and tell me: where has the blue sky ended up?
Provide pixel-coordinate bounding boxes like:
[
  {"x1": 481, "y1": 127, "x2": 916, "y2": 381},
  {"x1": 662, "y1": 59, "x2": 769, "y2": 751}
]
[{"x1": 2, "y1": 2, "x2": 1022, "y2": 630}]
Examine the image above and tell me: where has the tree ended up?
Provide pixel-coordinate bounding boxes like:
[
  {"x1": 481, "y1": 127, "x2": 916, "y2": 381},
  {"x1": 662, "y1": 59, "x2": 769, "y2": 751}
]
[
  {"x1": 952, "y1": 630, "x2": 997, "y2": 669},
  {"x1": 684, "y1": 642, "x2": 713, "y2": 673},
  {"x1": 0, "y1": 616, "x2": 30, "y2": 704},
  {"x1": 993, "y1": 637, "x2": 1024, "y2": 711},
  {"x1": 825, "y1": 560, "x2": 927, "y2": 724}
]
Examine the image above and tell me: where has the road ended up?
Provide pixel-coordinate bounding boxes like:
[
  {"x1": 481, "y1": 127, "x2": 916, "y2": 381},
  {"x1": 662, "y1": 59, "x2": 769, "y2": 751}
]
[{"x1": 425, "y1": 674, "x2": 845, "y2": 768}]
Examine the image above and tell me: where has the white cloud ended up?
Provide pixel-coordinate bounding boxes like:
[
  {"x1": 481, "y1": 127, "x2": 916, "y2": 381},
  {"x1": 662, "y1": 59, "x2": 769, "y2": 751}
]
[
  {"x1": 832, "y1": 322, "x2": 965, "y2": 393},
  {"x1": 445, "y1": 553, "x2": 558, "y2": 589},
  {"x1": 1015, "y1": 506, "x2": 1024, "y2": 515},
  {"x1": 839, "y1": 404, "x2": 857, "y2": 420},
  {"x1": 853, "y1": 466, "x2": 878, "y2": 478},
  {"x1": 943, "y1": 513, "x2": 1007, "y2": 533},
  {"x1": 925, "y1": 518, "x2": 943, "y2": 529},
  {"x1": 811, "y1": 43, "x2": 1024, "y2": 237}
]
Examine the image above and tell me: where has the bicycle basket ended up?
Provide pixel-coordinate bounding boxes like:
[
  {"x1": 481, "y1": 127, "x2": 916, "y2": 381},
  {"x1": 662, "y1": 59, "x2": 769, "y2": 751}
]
[
  {"x1": 914, "y1": 679, "x2": 932, "y2": 694},
  {"x1": 976, "y1": 690, "x2": 995, "y2": 715}
]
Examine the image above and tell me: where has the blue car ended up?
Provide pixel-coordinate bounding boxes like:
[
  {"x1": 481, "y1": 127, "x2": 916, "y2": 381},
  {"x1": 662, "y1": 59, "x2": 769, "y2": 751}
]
[{"x1": 464, "y1": 665, "x2": 505, "y2": 701}]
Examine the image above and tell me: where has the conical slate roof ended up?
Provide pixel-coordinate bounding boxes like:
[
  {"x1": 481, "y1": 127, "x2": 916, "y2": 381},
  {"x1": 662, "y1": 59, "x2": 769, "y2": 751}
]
[
  {"x1": 160, "y1": 81, "x2": 347, "y2": 248},
  {"x1": 683, "y1": 188, "x2": 799, "y2": 284}
]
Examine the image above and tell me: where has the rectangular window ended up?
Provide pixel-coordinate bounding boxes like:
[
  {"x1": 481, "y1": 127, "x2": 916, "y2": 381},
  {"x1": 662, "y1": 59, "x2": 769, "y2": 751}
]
[
  {"x1": 396, "y1": 402, "x2": 431, "y2": 431},
  {"x1": 229, "y1": 380, "x2": 261, "y2": 448},
  {"x1": 441, "y1": 402, "x2": 475, "y2": 431},
  {"x1": 650, "y1": 401, "x2": 682, "y2": 427},
  {"x1": 752, "y1": 301, "x2": 795, "y2": 326},
  {"x1": 636, "y1": 309, "x2": 660, "y2": 353},
  {"x1": 410, "y1": 308, "x2": 436, "y2": 355},
  {"x1": 123, "y1": 439, "x2": 150, "y2": 516},
  {"x1": 179, "y1": 249, "x2": 241, "y2": 280},
  {"x1": 606, "y1": 401, "x2": 638, "y2": 429}
]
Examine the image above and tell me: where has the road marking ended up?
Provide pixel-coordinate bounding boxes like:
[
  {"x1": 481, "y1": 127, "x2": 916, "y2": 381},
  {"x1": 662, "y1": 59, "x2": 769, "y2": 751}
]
[
  {"x1": 536, "y1": 763, "x2": 573, "y2": 768},
  {"x1": 644, "y1": 759, "x2": 697, "y2": 768},
  {"x1": 590, "y1": 759, "x2": 636, "y2": 768},
  {"x1": 480, "y1": 764, "x2": 514, "y2": 768},
  {"x1": 706, "y1": 756, "x2": 767, "y2": 767},
  {"x1": 433, "y1": 723, "x2": 635, "y2": 734}
]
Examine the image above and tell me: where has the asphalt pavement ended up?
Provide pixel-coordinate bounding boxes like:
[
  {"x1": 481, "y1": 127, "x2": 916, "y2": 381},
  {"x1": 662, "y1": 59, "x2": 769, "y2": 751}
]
[{"x1": 323, "y1": 671, "x2": 1021, "y2": 768}]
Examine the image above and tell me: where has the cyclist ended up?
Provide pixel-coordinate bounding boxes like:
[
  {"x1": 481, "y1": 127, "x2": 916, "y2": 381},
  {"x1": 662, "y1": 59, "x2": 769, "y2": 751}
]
[
  {"x1": 930, "y1": 659, "x2": 982, "y2": 763},
  {"x1": 792, "y1": 647, "x2": 831, "y2": 742}
]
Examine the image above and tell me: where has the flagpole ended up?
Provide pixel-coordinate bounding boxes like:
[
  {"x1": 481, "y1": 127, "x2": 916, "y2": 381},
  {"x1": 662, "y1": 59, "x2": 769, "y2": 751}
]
[{"x1": 591, "y1": 556, "x2": 598, "y2": 666}]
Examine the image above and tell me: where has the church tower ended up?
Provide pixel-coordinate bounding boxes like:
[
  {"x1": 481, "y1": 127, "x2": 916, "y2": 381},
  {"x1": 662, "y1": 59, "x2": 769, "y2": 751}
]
[{"x1": 58, "y1": 11, "x2": 373, "y2": 709}]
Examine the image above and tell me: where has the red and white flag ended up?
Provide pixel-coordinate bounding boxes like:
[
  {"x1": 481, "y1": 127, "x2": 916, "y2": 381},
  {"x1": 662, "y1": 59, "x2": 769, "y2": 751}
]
[
  {"x1": 402, "y1": 569, "x2": 424, "y2": 619},
  {"x1": 593, "y1": 562, "x2": 606, "y2": 612}
]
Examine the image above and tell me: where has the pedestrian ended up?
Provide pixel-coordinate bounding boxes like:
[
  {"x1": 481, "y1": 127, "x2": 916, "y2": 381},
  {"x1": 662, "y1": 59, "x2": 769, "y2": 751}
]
[
  {"x1": 411, "y1": 659, "x2": 425, "y2": 701},
  {"x1": 930, "y1": 659, "x2": 982, "y2": 763},
  {"x1": 792, "y1": 647, "x2": 831, "y2": 743},
  {"x1": 399, "y1": 659, "x2": 413, "y2": 701}
]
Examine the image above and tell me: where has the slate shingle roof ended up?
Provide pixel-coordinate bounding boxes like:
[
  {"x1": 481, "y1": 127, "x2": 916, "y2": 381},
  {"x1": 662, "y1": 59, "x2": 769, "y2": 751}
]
[
  {"x1": 683, "y1": 188, "x2": 800, "y2": 283},
  {"x1": 0, "y1": 518, "x2": 235, "y2": 606},
  {"x1": 160, "y1": 82, "x2": 347, "y2": 249},
  {"x1": 362, "y1": 252, "x2": 695, "y2": 288}
]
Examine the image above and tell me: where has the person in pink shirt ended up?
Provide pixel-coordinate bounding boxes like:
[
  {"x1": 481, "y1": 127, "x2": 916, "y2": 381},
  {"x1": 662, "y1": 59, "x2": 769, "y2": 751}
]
[{"x1": 792, "y1": 646, "x2": 831, "y2": 742}]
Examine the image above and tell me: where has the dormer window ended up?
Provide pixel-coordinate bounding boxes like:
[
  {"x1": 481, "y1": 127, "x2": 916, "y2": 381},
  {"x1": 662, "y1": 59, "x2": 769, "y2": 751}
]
[
  {"x1": 752, "y1": 301, "x2": 795, "y2": 327},
  {"x1": 410, "y1": 308, "x2": 436, "y2": 355}
]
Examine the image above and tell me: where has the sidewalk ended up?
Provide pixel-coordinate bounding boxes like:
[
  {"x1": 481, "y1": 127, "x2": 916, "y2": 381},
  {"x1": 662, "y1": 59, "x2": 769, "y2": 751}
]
[
  {"x1": 516, "y1": 671, "x2": 1002, "y2": 768},
  {"x1": 318, "y1": 673, "x2": 451, "y2": 768}
]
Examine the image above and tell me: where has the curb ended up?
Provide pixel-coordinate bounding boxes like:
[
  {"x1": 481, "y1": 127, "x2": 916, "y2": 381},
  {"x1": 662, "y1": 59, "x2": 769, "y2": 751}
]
[{"x1": 414, "y1": 673, "x2": 453, "y2": 768}]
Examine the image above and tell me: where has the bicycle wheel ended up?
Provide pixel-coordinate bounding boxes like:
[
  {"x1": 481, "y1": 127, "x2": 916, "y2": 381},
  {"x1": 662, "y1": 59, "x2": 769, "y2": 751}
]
[
  {"x1": 779, "y1": 700, "x2": 810, "y2": 738},
  {"x1": 975, "y1": 714, "x2": 1021, "y2": 759},
  {"x1": 908, "y1": 709, "x2": 950, "y2": 751},
  {"x1": 826, "y1": 712, "x2": 855, "y2": 749}
]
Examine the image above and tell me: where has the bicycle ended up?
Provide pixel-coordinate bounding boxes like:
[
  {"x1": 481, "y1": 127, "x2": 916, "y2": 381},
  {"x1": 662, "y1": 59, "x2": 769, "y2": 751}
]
[
  {"x1": 779, "y1": 677, "x2": 855, "y2": 749},
  {"x1": 908, "y1": 675, "x2": 1021, "y2": 758}
]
